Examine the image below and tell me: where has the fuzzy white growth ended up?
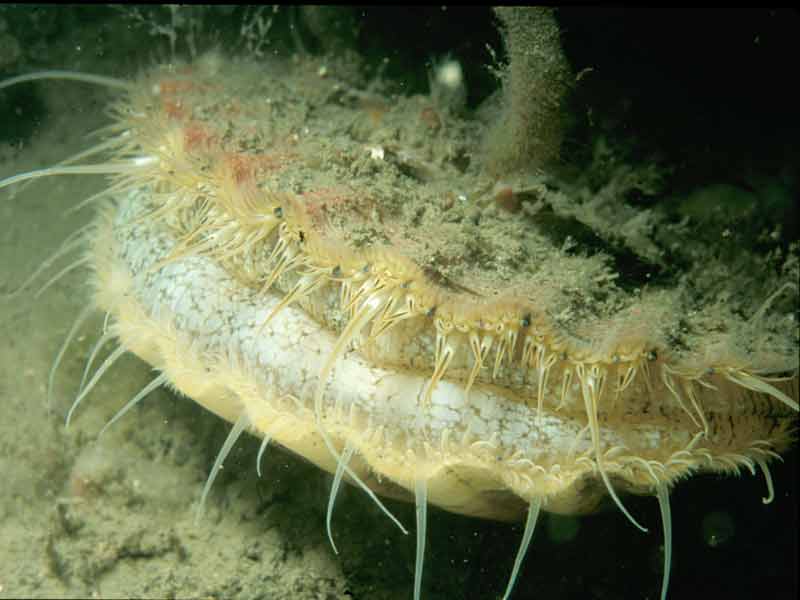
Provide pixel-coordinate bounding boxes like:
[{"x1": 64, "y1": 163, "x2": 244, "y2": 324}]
[
  {"x1": 430, "y1": 56, "x2": 466, "y2": 113},
  {"x1": 436, "y1": 59, "x2": 463, "y2": 89},
  {"x1": 196, "y1": 49, "x2": 225, "y2": 78}
]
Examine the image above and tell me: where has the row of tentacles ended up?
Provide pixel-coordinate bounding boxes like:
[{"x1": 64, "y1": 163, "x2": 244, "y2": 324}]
[{"x1": 2, "y1": 66, "x2": 797, "y2": 600}]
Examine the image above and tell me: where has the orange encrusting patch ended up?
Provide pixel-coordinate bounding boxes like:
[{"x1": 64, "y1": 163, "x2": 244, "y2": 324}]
[
  {"x1": 222, "y1": 151, "x2": 297, "y2": 183},
  {"x1": 182, "y1": 121, "x2": 218, "y2": 154},
  {"x1": 155, "y1": 77, "x2": 218, "y2": 123},
  {"x1": 300, "y1": 186, "x2": 366, "y2": 229}
]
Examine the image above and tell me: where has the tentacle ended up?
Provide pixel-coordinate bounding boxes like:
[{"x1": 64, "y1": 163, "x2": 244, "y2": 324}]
[
  {"x1": 661, "y1": 367, "x2": 703, "y2": 430},
  {"x1": 655, "y1": 483, "x2": 672, "y2": 600},
  {"x1": 413, "y1": 477, "x2": 428, "y2": 600},
  {"x1": 14, "y1": 132, "x2": 134, "y2": 198},
  {"x1": 724, "y1": 369, "x2": 798, "y2": 412},
  {"x1": 34, "y1": 256, "x2": 90, "y2": 299},
  {"x1": 65, "y1": 174, "x2": 142, "y2": 215},
  {"x1": 256, "y1": 436, "x2": 271, "y2": 478},
  {"x1": 680, "y1": 379, "x2": 709, "y2": 437},
  {"x1": 312, "y1": 288, "x2": 408, "y2": 535},
  {"x1": 98, "y1": 372, "x2": 168, "y2": 437},
  {"x1": 578, "y1": 363, "x2": 648, "y2": 533},
  {"x1": 195, "y1": 412, "x2": 249, "y2": 525},
  {"x1": 66, "y1": 344, "x2": 127, "y2": 428},
  {"x1": 259, "y1": 272, "x2": 326, "y2": 332},
  {"x1": 464, "y1": 332, "x2": 492, "y2": 401},
  {"x1": 501, "y1": 496, "x2": 542, "y2": 600},
  {"x1": 535, "y1": 350, "x2": 557, "y2": 425},
  {"x1": 0, "y1": 158, "x2": 158, "y2": 192},
  {"x1": 48, "y1": 304, "x2": 94, "y2": 413},
  {"x1": 326, "y1": 442, "x2": 355, "y2": 555},
  {"x1": 0, "y1": 70, "x2": 131, "y2": 91},
  {"x1": 749, "y1": 282, "x2": 797, "y2": 325},
  {"x1": 754, "y1": 455, "x2": 776, "y2": 504},
  {"x1": 3, "y1": 222, "x2": 91, "y2": 299},
  {"x1": 78, "y1": 330, "x2": 115, "y2": 395},
  {"x1": 424, "y1": 329, "x2": 455, "y2": 405}
]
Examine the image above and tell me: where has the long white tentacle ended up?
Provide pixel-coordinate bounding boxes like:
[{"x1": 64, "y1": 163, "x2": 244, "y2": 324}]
[
  {"x1": 502, "y1": 497, "x2": 542, "y2": 600},
  {"x1": 413, "y1": 478, "x2": 428, "y2": 600},
  {"x1": 326, "y1": 442, "x2": 355, "y2": 555},
  {"x1": 98, "y1": 372, "x2": 168, "y2": 437},
  {"x1": 66, "y1": 344, "x2": 127, "y2": 428},
  {"x1": 656, "y1": 483, "x2": 672, "y2": 600},
  {"x1": 195, "y1": 412, "x2": 249, "y2": 525}
]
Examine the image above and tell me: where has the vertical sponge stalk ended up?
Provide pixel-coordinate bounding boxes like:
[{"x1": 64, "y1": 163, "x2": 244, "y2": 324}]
[{"x1": 484, "y1": 7, "x2": 572, "y2": 176}]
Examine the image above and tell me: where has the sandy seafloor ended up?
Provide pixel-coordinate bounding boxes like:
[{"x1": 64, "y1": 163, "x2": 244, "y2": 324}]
[{"x1": 0, "y1": 8, "x2": 798, "y2": 600}]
